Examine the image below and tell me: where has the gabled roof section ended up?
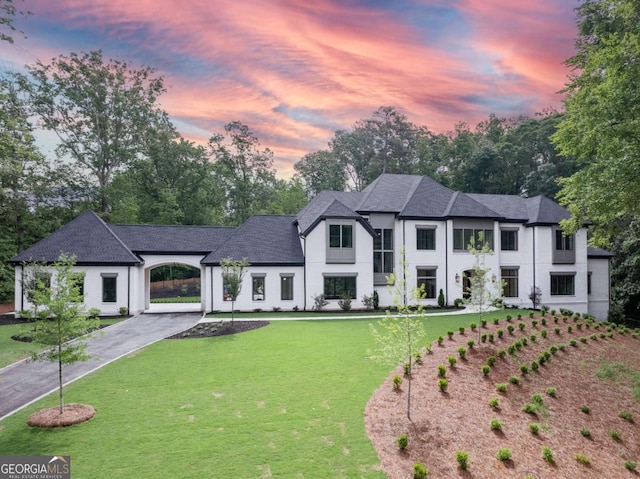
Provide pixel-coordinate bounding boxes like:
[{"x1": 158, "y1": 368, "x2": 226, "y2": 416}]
[
  {"x1": 202, "y1": 215, "x2": 304, "y2": 265},
  {"x1": 467, "y1": 193, "x2": 530, "y2": 222},
  {"x1": 357, "y1": 174, "x2": 424, "y2": 213},
  {"x1": 444, "y1": 192, "x2": 503, "y2": 219},
  {"x1": 10, "y1": 211, "x2": 140, "y2": 265},
  {"x1": 110, "y1": 224, "x2": 235, "y2": 254},
  {"x1": 295, "y1": 190, "x2": 365, "y2": 237},
  {"x1": 525, "y1": 196, "x2": 571, "y2": 225},
  {"x1": 398, "y1": 175, "x2": 456, "y2": 218}
]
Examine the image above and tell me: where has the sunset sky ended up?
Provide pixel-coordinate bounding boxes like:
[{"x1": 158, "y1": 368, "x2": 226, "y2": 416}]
[{"x1": 1, "y1": 0, "x2": 579, "y2": 176}]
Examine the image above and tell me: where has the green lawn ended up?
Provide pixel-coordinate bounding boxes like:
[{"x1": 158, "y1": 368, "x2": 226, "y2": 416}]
[{"x1": 0, "y1": 310, "x2": 523, "y2": 478}]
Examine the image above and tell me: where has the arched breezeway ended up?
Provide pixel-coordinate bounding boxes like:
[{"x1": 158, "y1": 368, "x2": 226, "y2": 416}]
[{"x1": 141, "y1": 255, "x2": 207, "y2": 313}]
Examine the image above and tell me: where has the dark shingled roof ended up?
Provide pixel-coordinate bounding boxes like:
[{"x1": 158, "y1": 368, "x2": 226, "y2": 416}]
[
  {"x1": 587, "y1": 246, "x2": 614, "y2": 258},
  {"x1": 202, "y1": 215, "x2": 304, "y2": 265},
  {"x1": 398, "y1": 176, "x2": 457, "y2": 218},
  {"x1": 357, "y1": 174, "x2": 423, "y2": 213},
  {"x1": 10, "y1": 211, "x2": 141, "y2": 265},
  {"x1": 295, "y1": 191, "x2": 365, "y2": 236},
  {"x1": 110, "y1": 224, "x2": 235, "y2": 254},
  {"x1": 524, "y1": 196, "x2": 571, "y2": 225}
]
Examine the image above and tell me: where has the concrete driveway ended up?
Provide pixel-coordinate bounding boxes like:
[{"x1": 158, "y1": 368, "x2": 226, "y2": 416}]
[{"x1": 0, "y1": 312, "x2": 201, "y2": 420}]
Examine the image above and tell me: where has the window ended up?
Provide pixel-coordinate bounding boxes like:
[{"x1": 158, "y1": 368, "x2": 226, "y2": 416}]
[
  {"x1": 329, "y1": 224, "x2": 352, "y2": 248},
  {"x1": 550, "y1": 274, "x2": 575, "y2": 296},
  {"x1": 416, "y1": 228, "x2": 436, "y2": 250},
  {"x1": 417, "y1": 268, "x2": 437, "y2": 299},
  {"x1": 25, "y1": 271, "x2": 51, "y2": 302},
  {"x1": 374, "y1": 228, "x2": 394, "y2": 275},
  {"x1": 501, "y1": 268, "x2": 519, "y2": 297},
  {"x1": 324, "y1": 276, "x2": 356, "y2": 299},
  {"x1": 453, "y1": 229, "x2": 494, "y2": 251},
  {"x1": 281, "y1": 275, "x2": 293, "y2": 301},
  {"x1": 500, "y1": 230, "x2": 518, "y2": 251},
  {"x1": 555, "y1": 230, "x2": 574, "y2": 250},
  {"x1": 252, "y1": 275, "x2": 265, "y2": 301},
  {"x1": 587, "y1": 272, "x2": 592, "y2": 296},
  {"x1": 102, "y1": 275, "x2": 117, "y2": 303}
]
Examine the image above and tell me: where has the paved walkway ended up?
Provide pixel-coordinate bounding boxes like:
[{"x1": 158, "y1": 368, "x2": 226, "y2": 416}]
[{"x1": 0, "y1": 312, "x2": 201, "y2": 420}]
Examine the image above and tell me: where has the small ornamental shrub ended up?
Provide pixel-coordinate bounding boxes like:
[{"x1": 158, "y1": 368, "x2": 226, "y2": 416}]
[
  {"x1": 625, "y1": 461, "x2": 637, "y2": 471},
  {"x1": 447, "y1": 331, "x2": 454, "y2": 339},
  {"x1": 532, "y1": 320, "x2": 538, "y2": 328},
  {"x1": 581, "y1": 405, "x2": 590, "y2": 414},
  {"x1": 118, "y1": 306, "x2": 128, "y2": 316},
  {"x1": 514, "y1": 339, "x2": 523, "y2": 350},
  {"x1": 541, "y1": 329, "x2": 547, "y2": 338},
  {"x1": 437, "y1": 335, "x2": 444, "y2": 346},
  {"x1": 497, "y1": 328, "x2": 504, "y2": 338},
  {"x1": 495, "y1": 383, "x2": 508, "y2": 393},
  {"x1": 543, "y1": 350, "x2": 551, "y2": 360},
  {"x1": 507, "y1": 344, "x2": 516, "y2": 355},
  {"x1": 456, "y1": 451, "x2": 469, "y2": 470},
  {"x1": 529, "y1": 423, "x2": 540, "y2": 434},
  {"x1": 521, "y1": 337, "x2": 528, "y2": 346},
  {"x1": 438, "y1": 378, "x2": 449, "y2": 392},
  {"x1": 457, "y1": 347, "x2": 466, "y2": 359},
  {"x1": 530, "y1": 360, "x2": 539, "y2": 372},
  {"x1": 392, "y1": 375, "x2": 403, "y2": 390},
  {"x1": 608, "y1": 429, "x2": 621, "y2": 441},
  {"x1": 567, "y1": 325, "x2": 573, "y2": 333},
  {"x1": 414, "y1": 352, "x2": 423, "y2": 364},
  {"x1": 497, "y1": 349, "x2": 506, "y2": 358},
  {"x1": 470, "y1": 323, "x2": 477, "y2": 331},
  {"x1": 517, "y1": 313, "x2": 522, "y2": 320},
  {"x1": 580, "y1": 428, "x2": 591, "y2": 438},
  {"x1": 590, "y1": 334, "x2": 597, "y2": 340},
  {"x1": 532, "y1": 393, "x2": 544, "y2": 405},
  {"x1": 489, "y1": 397, "x2": 499, "y2": 409},
  {"x1": 546, "y1": 387, "x2": 557, "y2": 397},
  {"x1": 523, "y1": 403, "x2": 537, "y2": 414},
  {"x1": 554, "y1": 327, "x2": 561, "y2": 335},
  {"x1": 487, "y1": 356, "x2": 497, "y2": 366},
  {"x1": 599, "y1": 332, "x2": 606, "y2": 339},
  {"x1": 490, "y1": 418, "x2": 503, "y2": 431},
  {"x1": 507, "y1": 325, "x2": 515, "y2": 334},
  {"x1": 396, "y1": 434, "x2": 409, "y2": 450},
  {"x1": 519, "y1": 322, "x2": 526, "y2": 331},
  {"x1": 481, "y1": 333, "x2": 487, "y2": 343},
  {"x1": 482, "y1": 364, "x2": 491, "y2": 376},
  {"x1": 413, "y1": 462, "x2": 429, "y2": 479},
  {"x1": 481, "y1": 319, "x2": 487, "y2": 327},
  {"x1": 508, "y1": 375, "x2": 521, "y2": 385},
  {"x1": 577, "y1": 323, "x2": 583, "y2": 330},
  {"x1": 520, "y1": 364, "x2": 529, "y2": 375},
  {"x1": 506, "y1": 315, "x2": 512, "y2": 321},
  {"x1": 579, "y1": 336, "x2": 588, "y2": 343},
  {"x1": 437, "y1": 364, "x2": 447, "y2": 378},
  {"x1": 496, "y1": 449, "x2": 512, "y2": 461},
  {"x1": 467, "y1": 339, "x2": 475, "y2": 348},
  {"x1": 493, "y1": 318, "x2": 500, "y2": 325},
  {"x1": 541, "y1": 317, "x2": 547, "y2": 326},
  {"x1": 404, "y1": 362, "x2": 411, "y2": 376},
  {"x1": 559, "y1": 344, "x2": 566, "y2": 351},
  {"x1": 553, "y1": 316, "x2": 559, "y2": 323},
  {"x1": 488, "y1": 333, "x2": 495, "y2": 343},
  {"x1": 550, "y1": 345, "x2": 558, "y2": 354},
  {"x1": 569, "y1": 339, "x2": 578, "y2": 347},
  {"x1": 538, "y1": 354, "x2": 546, "y2": 365},
  {"x1": 530, "y1": 334, "x2": 537, "y2": 343},
  {"x1": 619, "y1": 411, "x2": 633, "y2": 422},
  {"x1": 459, "y1": 326, "x2": 465, "y2": 335},
  {"x1": 542, "y1": 446, "x2": 554, "y2": 463},
  {"x1": 575, "y1": 454, "x2": 590, "y2": 466},
  {"x1": 88, "y1": 308, "x2": 101, "y2": 319}
]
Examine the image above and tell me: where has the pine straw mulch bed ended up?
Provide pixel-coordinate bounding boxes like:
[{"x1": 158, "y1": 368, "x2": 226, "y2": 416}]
[
  {"x1": 365, "y1": 315, "x2": 640, "y2": 478},
  {"x1": 28, "y1": 403, "x2": 96, "y2": 427}
]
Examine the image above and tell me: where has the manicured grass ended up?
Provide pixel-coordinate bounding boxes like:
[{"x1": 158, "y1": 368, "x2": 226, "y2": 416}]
[
  {"x1": 207, "y1": 308, "x2": 459, "y2": 319},
  {"x1": 0, "y1": 310, "x2": 516, "y2": 478},
  {"x1": 0, "y1": 318, "x2": 127, "y2": 369}
]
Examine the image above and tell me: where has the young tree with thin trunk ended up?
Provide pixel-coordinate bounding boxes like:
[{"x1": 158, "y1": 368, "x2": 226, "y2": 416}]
[
  {"x1": 369, "y1": 249, "x2": 426, "y2": 420},
  {"x1": 220, "y1": 257, "x2": 249, "y2": 324},
  {"x1": 23, "y1": 254, "x2": 99, "y2": 414}
]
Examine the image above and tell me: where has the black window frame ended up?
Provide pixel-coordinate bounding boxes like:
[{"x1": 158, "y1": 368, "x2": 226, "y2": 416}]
[
  {"x1": 102, "y1": 275, "x2": 117, "y2": 303},
  {"x1": 280, "y1": 275, "x2": 294, "y2": 301},
  {"x1": 323, "y1": 276, "x2": 356, "y2": 300},
  {"x1": 453, "y1": 228, "x2": 494, "y2": 251},
  {"x1": 373, "y1": 228, "x2": 394, "y2": 275},
  {"x1": 329, "y1": 224, "x2": 353, "y2": 249},
  {"x1": 416, "y1": 268, "x2": 437, "y2": 299},
  {"x1": 252, "y1": 275, "x2": 265, "y2": 301},
  {"x1": 500, "y1": 230, "x2": 518, "y2": 251},
  {"x1": 501, "y1": 268, "x2": 519, "y2": 297},
  {"x1": 550, "y1": 274, "x2": 575, "y2": 296},
  {"x1": 416, "y1": 228, "x2": 436, "y2": 250}
]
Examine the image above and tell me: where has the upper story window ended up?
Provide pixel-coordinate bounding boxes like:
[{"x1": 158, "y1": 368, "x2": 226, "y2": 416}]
[
  {"x1": 374, "y1": 228, "x2": 394, "y2": 277},
  {"x1": 326, "y1": 221, "x2": 355, "y2": 264},
  {"x1": 500, "y1": 230, "x2": 518, "y2": 251},
  {"x1": 552, "y1": 227, "x2": 576, "y2": 264},
  {"x1": 453, "y1": 229, "x2": 494, "y2": 251},
  {"x1": 416, "y1": 227, "x2": 436, "y2": 250},
  {"x1": 329, "y1": 224, "x2": 352, "y2": 248}
]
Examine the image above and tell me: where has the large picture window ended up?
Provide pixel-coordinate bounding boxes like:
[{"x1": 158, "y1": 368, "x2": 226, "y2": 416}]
[
  {"x1": 550, "y1": 274, "x2": 575, "y2": 296},
  {"x1": 102, "y1": 275, "x2": 117, "y2": 303},
  {"x1": 501, "y1": 268, "x2": 518, "y2": 297},
  {"x1": 416, "y1": 228, "x2": 436, "y2": 250},
  {"x1": 324, "y1": 276, "x2": 356, "y2": 299},
  {"x1": 416, "y1": 268, "x2": 437, "y2": 299},
  {"x1": 453, "y1": 229, "x2": 494, "y2": 251}
]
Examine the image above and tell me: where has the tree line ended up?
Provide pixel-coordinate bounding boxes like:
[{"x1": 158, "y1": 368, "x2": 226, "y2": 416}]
[{"x1": 1, "y1": 0, "x2": 638, "y2": 322}]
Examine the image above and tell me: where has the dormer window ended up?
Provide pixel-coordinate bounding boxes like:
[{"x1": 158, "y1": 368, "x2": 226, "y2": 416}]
[
  {"x1": 329, "y1": 224, "x2": 352, "y2": 248},
  {"x1": 326, "y1": 220, "x2": 355, "y2": 264},
  {"x1": 552, "y1": 227, "x2": 575, "y2": 264}
]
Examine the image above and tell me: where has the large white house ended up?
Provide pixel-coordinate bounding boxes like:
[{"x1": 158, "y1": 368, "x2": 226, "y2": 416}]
[{"x1": 11, "y1": 174, "x2": 612, "y2": 318}]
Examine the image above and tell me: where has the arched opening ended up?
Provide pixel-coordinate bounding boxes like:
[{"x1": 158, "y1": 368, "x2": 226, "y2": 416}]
[{"x1": 147, "y1": 263, "x2": 202, "y2": 312}]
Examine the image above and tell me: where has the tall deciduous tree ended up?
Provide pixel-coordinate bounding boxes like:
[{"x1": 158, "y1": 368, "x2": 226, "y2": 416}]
[
  {"x1": 209, "y1": 121, "x2": 277, "y2": 225},
  {"x1": 0, "y1": 0, "x2": 29, "y2": 43},
  {"x1": 23, "y1": 255, "x2": 100, "y2": 414},
  {"x1": 294, "y1": 150, "x2": 346, "y2": 197},
  {"x1": 552, "y1": 0, "x2": 640, "y2": 246},
  {"x1": 17, "y1": 50, "x2": 167, "y2": 215}
]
